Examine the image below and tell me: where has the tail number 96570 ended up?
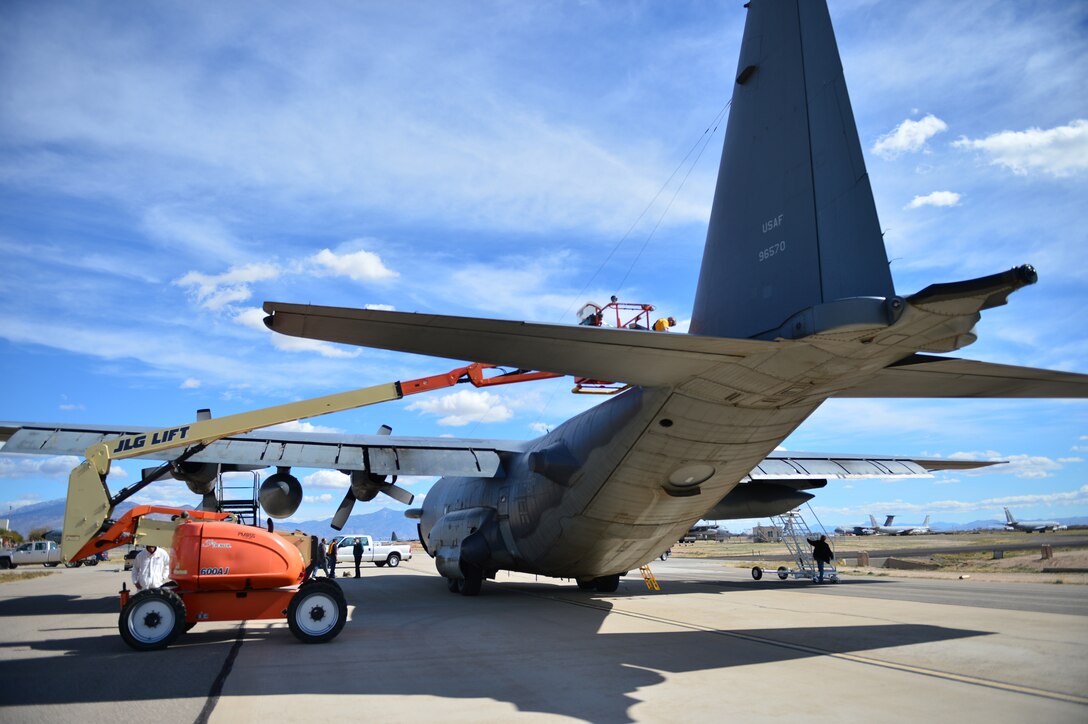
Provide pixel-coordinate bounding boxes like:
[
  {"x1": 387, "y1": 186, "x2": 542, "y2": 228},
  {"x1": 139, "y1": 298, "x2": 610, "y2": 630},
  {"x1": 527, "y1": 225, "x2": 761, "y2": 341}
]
[{"x1": 759, "y1": 241, "x2": 786, "y2": 262}]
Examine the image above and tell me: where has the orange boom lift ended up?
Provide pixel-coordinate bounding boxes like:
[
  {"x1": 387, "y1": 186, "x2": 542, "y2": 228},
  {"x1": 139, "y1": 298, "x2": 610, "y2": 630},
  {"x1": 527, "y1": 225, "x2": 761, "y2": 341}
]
[{"x1": 62, "y1": 364, "x2": 564, "y2": 650}]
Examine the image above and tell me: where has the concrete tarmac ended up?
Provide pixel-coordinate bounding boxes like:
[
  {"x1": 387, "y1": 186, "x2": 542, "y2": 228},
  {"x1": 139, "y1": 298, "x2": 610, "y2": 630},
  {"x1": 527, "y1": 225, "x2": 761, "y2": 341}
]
[{"x1": 1, "y1": 559, "x2": 1086, "y2": 723}]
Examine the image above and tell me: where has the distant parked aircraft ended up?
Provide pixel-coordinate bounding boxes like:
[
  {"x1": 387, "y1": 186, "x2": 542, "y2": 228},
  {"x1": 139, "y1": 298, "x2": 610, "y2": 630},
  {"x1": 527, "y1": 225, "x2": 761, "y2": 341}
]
[
  {"x1": 1003, "y1": 507, "x2": 1066, "y2": 533},
  {"x1": 869, "y1": 514, "x2": 931, "y2": 535}
]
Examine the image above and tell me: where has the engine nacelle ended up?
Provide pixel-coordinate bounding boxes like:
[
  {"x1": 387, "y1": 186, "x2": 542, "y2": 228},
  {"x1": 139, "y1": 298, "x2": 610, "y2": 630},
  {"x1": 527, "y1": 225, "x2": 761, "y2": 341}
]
[
  {"x1": 258, "y1": 470, "x2": 303, "y2": 519},
  {"x1": 171, "y1": 461, "x2": 218, "y2": 495},
  {"x1": 704, "y1": 481, "x2": 819, "y2": 519}
]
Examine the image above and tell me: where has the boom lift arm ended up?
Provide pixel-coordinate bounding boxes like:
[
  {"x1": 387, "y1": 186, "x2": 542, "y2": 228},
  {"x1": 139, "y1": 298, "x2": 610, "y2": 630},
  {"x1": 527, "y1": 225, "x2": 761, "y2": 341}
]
[{"x1": 62, "y1": 363, "x2": 560, "y2": 561}]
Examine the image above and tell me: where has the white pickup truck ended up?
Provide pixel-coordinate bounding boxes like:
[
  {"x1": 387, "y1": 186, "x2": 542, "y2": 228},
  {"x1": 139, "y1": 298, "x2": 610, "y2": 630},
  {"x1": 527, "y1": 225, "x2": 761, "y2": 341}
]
[
  {"x1": 331, "y1": 535, "x2": 411, "y2": 568},
  {"x1": 0, "y1": 540, "x2": 63, "y2": 568}
]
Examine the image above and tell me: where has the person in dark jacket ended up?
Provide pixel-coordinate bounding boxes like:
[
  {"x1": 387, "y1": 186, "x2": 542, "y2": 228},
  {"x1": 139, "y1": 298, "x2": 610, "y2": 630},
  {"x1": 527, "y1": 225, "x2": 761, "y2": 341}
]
[
  {"x1": 807, "y1": 535, "x2": 833, "y2": 582},
  {"x1": 353, "y1": 537, "x2": 363, "y2": 578},
  {"x1": 316, "y1": 537, "x2": 328, "y2": 577}
]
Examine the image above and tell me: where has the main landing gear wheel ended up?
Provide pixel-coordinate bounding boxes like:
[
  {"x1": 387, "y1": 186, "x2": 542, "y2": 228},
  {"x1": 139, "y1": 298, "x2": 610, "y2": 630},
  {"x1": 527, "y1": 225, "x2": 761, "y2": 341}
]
[
  {"x1": 777, "y1": 567, "x2": 789, "y2": 580},
  {"x1": 594, "y1": 574, "x2": 620, "y2": 593},
  {"x1": 751, "y1": 566, "x2": 763, "y2": 580},
  {"x1": 446, "y1": 577, "x2": 460, "y2": 593},
  {"x1": 119, "y1": 588, "x2": 187, "y2": 651},
  {"x1": 576, "y1": 579, "x2": 596, "y2": 591},
  {"x1": 288, "y1": 579, "x2": 347, "y2": 643}
]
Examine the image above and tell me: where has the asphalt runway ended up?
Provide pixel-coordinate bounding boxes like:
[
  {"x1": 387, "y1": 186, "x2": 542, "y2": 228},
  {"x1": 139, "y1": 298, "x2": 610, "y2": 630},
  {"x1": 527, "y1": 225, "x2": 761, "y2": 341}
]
[{"x1": 1, "y1": 559, "x2": 1086, "y2": 723}]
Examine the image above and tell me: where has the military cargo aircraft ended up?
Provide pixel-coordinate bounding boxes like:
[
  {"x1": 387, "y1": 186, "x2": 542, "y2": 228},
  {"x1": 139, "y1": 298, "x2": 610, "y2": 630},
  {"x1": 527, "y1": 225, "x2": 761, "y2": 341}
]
[
  {"x1": 2, "y1": 0, "x2": 1086, "y2": 595},
  {"x1": 867, "y1": 514, "x2": 932, "y2": 536},
  {"x1": 1003, "y1": 508, "x2": 1066, "y2": 533}
]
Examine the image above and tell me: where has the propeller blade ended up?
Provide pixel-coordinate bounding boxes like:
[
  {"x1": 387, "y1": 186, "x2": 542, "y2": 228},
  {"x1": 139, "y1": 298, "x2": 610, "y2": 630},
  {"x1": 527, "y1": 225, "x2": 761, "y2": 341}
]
[
  {"x1": 378, "y1": 481, "x2": 414, "y2": 505},
  {"x1": 200, "y1": 492, "x2": 219, "y2": 512},
  {"x1": 330, "y1": 489, "x2": 356, "y2": 531},
  {"x1": 141, "y1": 466, "x2": 173, "y2": 483}
]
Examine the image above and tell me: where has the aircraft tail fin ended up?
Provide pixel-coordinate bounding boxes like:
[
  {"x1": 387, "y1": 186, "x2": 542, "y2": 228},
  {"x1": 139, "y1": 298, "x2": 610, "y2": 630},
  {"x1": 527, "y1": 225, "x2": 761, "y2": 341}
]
[
  {"x1": 690, "y1": 0, "x2": 895, "y2": 341},
  {"x1": 869, "y1": 514, "x2": 878, "y2": 528},
  {"x1": 921, "y1": 515, "x2": 930, "y2": 528},
  {"x1": 1004, "y1": 507, "x2": 1016, "y2": 524},
  {"x1": 884, "y1": 515, "x2": 895, "y2": 527}
]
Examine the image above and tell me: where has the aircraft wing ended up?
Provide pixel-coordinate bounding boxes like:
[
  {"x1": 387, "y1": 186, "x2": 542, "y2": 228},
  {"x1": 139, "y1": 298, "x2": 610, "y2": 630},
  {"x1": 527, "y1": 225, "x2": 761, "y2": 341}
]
[
  {"x1": 262, "y1": 302, "x2": 777, "y2": 388},
  {"x1": 833, "y1": 354, "x2": 1088, "y2": 398},
  {"x1": 0, "y1": 422, "x2": 523, "y2": 478},
  {"x1": 3, "y1": 421, "x2": 997, "y2": 481}
]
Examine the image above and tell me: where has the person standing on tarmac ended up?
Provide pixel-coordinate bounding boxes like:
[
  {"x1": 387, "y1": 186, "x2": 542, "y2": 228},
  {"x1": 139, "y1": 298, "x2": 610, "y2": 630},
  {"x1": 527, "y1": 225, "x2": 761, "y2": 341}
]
[
  {"x1": 328, "y1": 538, "x2": 338, "y2": 578},
  {"x1": 353, "y1": 537, "x2": 363, "y2": 578},
  {"x1": 806, "y1": 535, "x2": 833, "y2": 582},
  {"x1": 132, "y1": 544, "x2": 171, "y2": 590},
  {"x1": 316, "y1": 537, "x2": 328, "y2": 577}
]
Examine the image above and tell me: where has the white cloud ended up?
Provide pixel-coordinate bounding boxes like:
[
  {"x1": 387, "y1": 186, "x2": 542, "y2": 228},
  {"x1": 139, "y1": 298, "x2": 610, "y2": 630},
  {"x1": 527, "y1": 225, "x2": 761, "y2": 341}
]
[
  {"x1": 58, "y1": 403, "x2": 85, "y2": 411},
  {"x1": 949, "y1": 450, "x2": 1066, "y2": 479},
  {"x1": 529, "y1": 421, "x2": 551, "y2": 434},
  {"x1": 953, "y1": 120, "x2": 1088, "y2": 176},
  {"x1": 176, "y1": 262, "x2": 280, "y2": 311},
  {"x1": 872, "y1": 114, "x2": 948, "y2": 159},
  {"x1": 906, "y1": 191, "x2": 961, "y2": 209},
  {"x1": 0, "y1": 454, "x2": 80, "y2": 479},
  {"x1": 261, "y1": 420, "x2": 344, "y2": 434},
  {"x1": 302, "y1": 470, "x2": 349, "y2": 490},
  {"x1": 304, "y1": 493, "x2": 335, "y2": 503},
  {"x1": 311, "y1": 247, "x2": 397, "y2": 282},
  {"x1": 365, "y1": 304, "x2": 396, "y2": 311},
  {"x1": 407, "y1": 389, "x2": 514, "y2": 426},
  {"x1": 181, "y1": 378, "x2": 201, "y2": 389}
]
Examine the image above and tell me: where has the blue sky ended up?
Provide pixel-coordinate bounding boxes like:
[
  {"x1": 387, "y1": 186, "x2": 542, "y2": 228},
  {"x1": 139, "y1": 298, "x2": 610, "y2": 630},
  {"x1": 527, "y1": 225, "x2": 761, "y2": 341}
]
[{"x1": 1, "y1": 0, "x2": 1086, "y2": 532}]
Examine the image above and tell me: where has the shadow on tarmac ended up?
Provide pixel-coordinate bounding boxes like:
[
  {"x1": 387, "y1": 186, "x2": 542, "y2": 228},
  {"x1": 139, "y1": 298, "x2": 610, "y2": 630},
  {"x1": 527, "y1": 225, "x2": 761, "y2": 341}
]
[{"x1": 0, "y1": 572, "x2": 990, "y2": 721}]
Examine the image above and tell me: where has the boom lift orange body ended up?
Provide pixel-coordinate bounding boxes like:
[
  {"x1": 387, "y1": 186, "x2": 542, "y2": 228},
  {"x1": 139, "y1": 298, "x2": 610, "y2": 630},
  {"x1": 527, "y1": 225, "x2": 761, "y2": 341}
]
[{"x1": 88, "y1": 505, "x2": 341, "y2": 650}]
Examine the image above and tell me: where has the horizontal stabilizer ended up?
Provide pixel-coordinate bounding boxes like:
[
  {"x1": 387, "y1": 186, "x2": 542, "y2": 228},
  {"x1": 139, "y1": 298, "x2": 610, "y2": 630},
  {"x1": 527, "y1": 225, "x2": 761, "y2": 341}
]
[
  {"x1": 262, "y1": 302, "x2": 776, "y2": 388},
  {"x1": 835, "y1": 354, "x2": 1088, "y2": 398},
  {"x1": 755, "y1": 451, "x2": 998, "y2": 478}
]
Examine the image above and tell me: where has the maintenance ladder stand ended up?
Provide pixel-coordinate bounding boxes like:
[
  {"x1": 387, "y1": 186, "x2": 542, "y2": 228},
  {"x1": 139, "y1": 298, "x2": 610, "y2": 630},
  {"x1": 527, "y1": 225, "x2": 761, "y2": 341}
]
[{"x1": 752, "y1": 506, "x2": 838, "y2": 583}]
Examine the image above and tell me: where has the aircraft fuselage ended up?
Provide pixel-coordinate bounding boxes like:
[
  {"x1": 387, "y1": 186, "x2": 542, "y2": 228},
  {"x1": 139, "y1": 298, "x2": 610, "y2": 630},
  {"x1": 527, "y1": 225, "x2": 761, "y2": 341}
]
[{"x1": 419, "y1": 294, "x2": 984, "y2": 581}]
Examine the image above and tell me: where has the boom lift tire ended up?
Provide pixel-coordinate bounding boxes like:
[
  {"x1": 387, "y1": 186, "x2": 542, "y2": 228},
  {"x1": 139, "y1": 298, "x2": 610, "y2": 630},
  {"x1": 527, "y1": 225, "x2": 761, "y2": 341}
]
[
  {"x1": 287, "y1": 578, "x2": 347, "y2": 643},
  {"x1": 120, "y1": 588, "x2": 187, "y2": 651}
]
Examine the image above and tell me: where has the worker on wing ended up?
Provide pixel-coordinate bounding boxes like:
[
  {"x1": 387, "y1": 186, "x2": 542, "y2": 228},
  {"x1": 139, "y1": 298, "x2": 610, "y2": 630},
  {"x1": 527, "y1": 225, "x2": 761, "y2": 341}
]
[
  {"x1": 652, "y1": 316, "x2": 676, "y2": 332},
  {"x1": 132, "y1": 544, "x2": 171, "y2": 590}
]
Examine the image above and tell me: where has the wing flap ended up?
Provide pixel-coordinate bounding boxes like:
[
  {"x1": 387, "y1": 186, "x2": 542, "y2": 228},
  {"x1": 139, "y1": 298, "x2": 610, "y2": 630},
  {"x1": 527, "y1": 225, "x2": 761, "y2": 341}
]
[
  {"x1": 262, "y1": 302, "x2": 776, "y2": 388},
  {"x1": 836, "y1": 354, "x2": 1088, "y2": 398}
]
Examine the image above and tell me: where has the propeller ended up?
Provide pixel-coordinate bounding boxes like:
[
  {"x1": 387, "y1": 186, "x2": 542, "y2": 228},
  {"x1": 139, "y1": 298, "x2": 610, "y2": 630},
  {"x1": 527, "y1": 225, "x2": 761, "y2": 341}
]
[{"x1": 330, "y1": 425, "x2": 414, "y2": 531}]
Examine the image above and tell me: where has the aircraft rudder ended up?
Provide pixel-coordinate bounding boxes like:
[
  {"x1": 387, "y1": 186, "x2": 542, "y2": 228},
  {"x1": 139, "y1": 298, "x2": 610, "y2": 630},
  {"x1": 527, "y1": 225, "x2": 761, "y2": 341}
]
[{"x1": 689, "y1": 0, "x2": 895, "y2": 341}]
